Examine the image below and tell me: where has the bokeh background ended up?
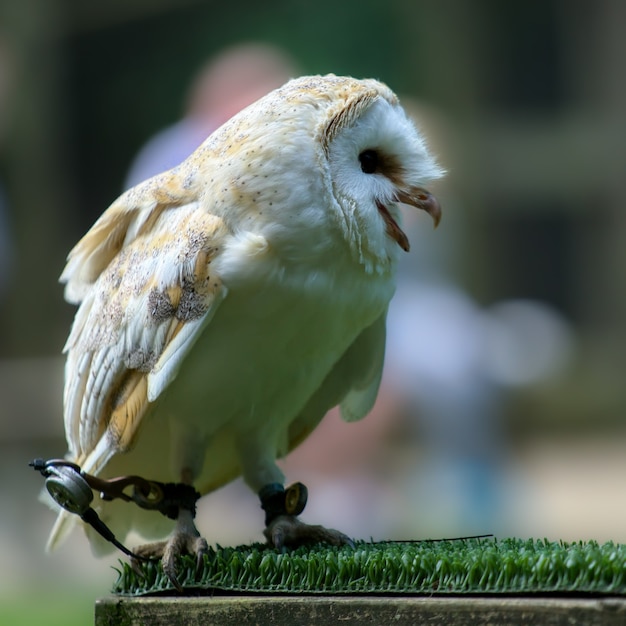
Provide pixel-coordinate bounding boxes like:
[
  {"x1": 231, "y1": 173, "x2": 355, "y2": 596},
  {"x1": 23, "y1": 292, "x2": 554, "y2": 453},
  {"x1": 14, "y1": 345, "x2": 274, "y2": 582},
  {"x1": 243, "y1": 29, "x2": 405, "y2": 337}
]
[{"x1": 1, "y1": 0, "x2": 625, "y2": 623}]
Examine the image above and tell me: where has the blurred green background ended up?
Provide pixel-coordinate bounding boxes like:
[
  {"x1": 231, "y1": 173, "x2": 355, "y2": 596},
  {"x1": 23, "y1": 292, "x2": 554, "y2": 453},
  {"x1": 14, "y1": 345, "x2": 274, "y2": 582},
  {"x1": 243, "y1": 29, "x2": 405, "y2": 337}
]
[{"x1": 1, "y1": 0, "x2": 625, "y2": 624}]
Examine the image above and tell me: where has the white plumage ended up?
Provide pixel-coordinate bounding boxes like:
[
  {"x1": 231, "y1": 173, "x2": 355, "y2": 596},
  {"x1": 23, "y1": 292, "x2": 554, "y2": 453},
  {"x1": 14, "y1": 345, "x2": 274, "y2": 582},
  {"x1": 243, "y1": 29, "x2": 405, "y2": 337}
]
[{"x1": 47, "y1": 75, "x2": 443, "y2": 570}]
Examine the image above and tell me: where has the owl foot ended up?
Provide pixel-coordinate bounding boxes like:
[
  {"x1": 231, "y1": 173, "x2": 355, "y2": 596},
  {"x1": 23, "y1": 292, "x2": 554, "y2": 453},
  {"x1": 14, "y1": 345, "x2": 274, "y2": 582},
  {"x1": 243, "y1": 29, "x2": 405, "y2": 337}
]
[
  {"x1": 131, "y1": 508, "x2": 208, "y2": 592},
  {"x1": 259, "y1": 482, "x2": 354, "y2": 550},
  {"x1": 264, "y1": 514, "x2": 354, "y2": 550}
]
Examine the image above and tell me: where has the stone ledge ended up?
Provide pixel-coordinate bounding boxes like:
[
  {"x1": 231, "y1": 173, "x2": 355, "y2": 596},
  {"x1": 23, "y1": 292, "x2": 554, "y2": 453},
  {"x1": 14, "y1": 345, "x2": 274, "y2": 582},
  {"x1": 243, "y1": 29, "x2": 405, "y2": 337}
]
[{"x1": 95, "y1": 595, "x2": 626, "y2": 626}]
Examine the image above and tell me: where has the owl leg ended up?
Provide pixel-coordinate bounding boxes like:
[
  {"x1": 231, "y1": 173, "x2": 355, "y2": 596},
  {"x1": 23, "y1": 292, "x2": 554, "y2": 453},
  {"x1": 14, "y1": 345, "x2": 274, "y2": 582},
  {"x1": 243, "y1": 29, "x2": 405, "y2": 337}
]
[
  {"x1": 131, "y1": 471, "x2": 208, "y2": 591},
  {"x1": 259, "y1": 483, "x2": 354, "y2": 550}
]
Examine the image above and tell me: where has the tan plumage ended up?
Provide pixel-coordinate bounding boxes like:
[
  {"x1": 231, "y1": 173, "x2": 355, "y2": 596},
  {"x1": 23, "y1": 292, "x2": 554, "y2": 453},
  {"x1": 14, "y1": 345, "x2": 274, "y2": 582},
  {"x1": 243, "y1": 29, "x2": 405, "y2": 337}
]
[{"x1": 46, "y1": 75, "x2": 443, "y2": 563}]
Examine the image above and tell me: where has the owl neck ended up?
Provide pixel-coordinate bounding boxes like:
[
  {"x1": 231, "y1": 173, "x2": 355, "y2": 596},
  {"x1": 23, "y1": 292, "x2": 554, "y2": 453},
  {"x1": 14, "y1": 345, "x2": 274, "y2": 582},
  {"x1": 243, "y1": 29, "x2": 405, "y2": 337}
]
[{"x1": 331, "y1": 192, "x2": 400, "y2": 276}]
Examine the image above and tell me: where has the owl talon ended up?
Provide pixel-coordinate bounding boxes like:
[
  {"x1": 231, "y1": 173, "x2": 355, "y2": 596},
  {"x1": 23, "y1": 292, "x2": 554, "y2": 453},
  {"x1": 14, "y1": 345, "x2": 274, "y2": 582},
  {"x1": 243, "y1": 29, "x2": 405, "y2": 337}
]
[
  {"x1": 131, "y1": 509, "x2": 207, "y2": 592},
  {"x1": 264, "y1": 514, "x2": 354, "y2": 550}
]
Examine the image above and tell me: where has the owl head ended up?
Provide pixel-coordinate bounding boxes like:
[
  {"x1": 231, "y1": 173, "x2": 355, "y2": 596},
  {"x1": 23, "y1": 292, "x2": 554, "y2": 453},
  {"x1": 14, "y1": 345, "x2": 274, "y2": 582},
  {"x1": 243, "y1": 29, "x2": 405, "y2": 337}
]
[
  {"x1": 189, "y1": 74, "x2": 443, "y2": 274},
  {"x1": 302, "y1": 75, "x2": 444, "y2": 272}
]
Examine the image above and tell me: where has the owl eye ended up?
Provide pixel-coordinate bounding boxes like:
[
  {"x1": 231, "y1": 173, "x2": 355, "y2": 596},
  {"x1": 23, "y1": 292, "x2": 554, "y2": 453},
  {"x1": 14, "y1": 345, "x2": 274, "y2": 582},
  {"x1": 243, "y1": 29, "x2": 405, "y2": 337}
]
[{"x1": 359, "y1": 149, "x2": 379, "y2": 174}]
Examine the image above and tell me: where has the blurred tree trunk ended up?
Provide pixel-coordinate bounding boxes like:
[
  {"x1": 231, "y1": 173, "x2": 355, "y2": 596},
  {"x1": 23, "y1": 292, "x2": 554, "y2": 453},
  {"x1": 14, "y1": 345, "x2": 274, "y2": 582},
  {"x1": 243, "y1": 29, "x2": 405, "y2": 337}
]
[
  {"x1": 0, "y1": 0, "x2": 76, "y2": 356},
  {"x1": 590, "y1": 0, "x2": 626, "y2": 334}
]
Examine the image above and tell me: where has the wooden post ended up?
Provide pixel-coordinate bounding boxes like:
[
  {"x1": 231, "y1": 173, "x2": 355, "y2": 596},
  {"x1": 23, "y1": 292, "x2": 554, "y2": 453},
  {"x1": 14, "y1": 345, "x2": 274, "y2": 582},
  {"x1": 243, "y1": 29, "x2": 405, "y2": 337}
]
[{"x1": 96, "y1": 595, "x2": 626, "y2": 626}]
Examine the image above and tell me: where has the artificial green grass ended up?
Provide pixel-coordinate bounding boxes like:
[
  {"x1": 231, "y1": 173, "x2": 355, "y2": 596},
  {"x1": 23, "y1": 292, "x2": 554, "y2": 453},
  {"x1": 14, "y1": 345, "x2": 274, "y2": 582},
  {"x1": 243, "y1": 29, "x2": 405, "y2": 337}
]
[{"x1": 113, "y1": 538, "x2": 626, "y2": 596}]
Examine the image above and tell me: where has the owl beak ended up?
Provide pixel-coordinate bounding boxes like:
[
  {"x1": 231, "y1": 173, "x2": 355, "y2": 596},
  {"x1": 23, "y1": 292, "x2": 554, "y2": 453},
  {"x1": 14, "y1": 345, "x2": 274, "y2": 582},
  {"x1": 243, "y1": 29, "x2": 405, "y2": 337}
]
[
  {"x1": 376, "y1": 200, "x2": 411, "y2": 252},
  {"x1": 395, "y1": 186, "x2": 442, "y2": 229},
  {"x1": 377, "y1": 186, "x2": 441, "y2": 253}
]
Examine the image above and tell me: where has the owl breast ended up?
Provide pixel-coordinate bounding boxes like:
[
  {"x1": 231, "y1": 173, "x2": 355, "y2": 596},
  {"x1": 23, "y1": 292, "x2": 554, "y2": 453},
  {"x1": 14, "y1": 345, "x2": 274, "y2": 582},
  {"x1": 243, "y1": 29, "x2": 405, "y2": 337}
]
[{"x1": 163, "y1": 231, "x2": 394, "y2": 432}]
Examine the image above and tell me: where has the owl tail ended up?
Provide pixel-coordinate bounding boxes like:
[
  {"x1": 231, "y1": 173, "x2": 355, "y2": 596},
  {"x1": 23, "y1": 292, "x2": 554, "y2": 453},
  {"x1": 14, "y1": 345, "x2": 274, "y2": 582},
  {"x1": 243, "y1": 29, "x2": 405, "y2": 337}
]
[{"x1": 45, "y1": 506, "x2": 78, "y2": 552}]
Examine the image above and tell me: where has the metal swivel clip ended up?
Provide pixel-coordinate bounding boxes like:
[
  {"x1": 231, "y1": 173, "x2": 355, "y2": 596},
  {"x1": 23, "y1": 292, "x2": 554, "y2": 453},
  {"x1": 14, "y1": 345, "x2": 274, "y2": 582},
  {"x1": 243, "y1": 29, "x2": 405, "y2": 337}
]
[{"x1": 30, "y1": 458, "x2": 200, "y2": 560}]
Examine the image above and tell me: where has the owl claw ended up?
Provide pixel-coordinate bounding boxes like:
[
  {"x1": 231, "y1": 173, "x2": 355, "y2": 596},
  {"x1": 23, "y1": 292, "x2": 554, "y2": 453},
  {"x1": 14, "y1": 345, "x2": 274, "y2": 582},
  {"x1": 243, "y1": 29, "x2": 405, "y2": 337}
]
[
  {"x1": 131, "y1": 510, "x2": 208, "y2": 592},
  {"x1": 264, "y1": 514, "x2": 354, "y2": 550}
]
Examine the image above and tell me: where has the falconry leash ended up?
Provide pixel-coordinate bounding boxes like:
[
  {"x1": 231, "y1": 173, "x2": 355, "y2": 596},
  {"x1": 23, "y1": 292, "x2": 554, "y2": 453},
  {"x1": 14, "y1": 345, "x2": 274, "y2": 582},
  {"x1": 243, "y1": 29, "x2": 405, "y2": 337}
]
[{"x1": 30, "y1": 458, "x2": 201, "y2": 561}]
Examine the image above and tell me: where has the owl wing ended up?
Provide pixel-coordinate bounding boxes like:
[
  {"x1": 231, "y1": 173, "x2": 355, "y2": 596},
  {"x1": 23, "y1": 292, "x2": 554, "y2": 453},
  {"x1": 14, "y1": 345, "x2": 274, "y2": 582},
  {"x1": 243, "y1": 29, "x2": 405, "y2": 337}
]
[
  {"x1": 338, "y1": 312, "x2": 387, "y2": 422},
  {"x1": 286, "y1": 312, "x2": 387, "y2": 451},
  {"x1": 60, "y1": 168, "x2": 229, "y2": 476}
]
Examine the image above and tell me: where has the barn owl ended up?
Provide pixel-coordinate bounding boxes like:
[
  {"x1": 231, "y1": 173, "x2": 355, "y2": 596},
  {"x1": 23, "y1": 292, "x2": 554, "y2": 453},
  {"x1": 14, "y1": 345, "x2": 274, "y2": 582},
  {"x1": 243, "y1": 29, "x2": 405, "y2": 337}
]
[{"x1": 46, "y1": 74, "x2": 443, "y2": 586}]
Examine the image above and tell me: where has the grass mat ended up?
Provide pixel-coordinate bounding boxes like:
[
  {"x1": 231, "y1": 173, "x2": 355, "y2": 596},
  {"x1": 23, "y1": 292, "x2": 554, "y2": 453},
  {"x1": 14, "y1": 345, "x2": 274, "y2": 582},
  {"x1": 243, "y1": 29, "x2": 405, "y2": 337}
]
[{"x1": 113, "y1": 538, "x2": 626, "y2": 596}]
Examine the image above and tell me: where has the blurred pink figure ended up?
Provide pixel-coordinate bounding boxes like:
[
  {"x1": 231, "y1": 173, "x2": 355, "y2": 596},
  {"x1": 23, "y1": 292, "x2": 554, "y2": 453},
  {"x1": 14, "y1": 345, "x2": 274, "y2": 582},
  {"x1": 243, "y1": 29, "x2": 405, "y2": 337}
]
[{"x1": 125, "y1": 42, "x2": 298, "y2": 188}]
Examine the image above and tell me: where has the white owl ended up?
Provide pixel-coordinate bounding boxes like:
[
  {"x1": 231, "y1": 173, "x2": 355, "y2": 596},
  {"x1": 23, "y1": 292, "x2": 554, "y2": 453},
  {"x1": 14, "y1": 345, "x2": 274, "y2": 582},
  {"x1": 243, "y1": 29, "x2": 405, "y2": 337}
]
[{"x1": 47, "y1": 74, "x2": 443, "y2": 586}]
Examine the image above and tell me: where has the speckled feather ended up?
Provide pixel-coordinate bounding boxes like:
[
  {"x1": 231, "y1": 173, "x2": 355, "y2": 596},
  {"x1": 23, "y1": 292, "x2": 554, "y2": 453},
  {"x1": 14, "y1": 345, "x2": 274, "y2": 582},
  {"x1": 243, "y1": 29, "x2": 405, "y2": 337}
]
[{"x1": 47, "y1": 75, "x2": 443, "y2": 552}]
